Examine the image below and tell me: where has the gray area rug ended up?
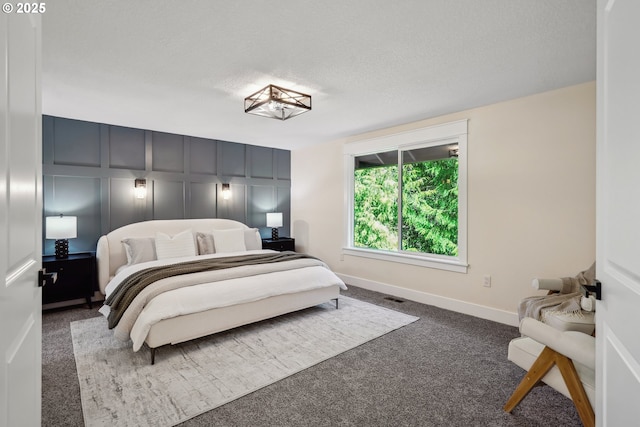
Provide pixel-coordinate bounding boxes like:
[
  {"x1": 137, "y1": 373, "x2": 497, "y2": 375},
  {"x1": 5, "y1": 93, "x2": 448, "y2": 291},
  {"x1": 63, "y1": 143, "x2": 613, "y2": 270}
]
[{"x1": 70, "y1": 296, "x2": 418, "y2": 427}]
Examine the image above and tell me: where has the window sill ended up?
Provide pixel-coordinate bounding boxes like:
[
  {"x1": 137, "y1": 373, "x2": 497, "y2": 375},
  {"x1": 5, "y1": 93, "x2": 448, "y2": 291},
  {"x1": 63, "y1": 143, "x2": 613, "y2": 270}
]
[{"x1": 342, "y1": 247, "x2": 468, "y2": 273}]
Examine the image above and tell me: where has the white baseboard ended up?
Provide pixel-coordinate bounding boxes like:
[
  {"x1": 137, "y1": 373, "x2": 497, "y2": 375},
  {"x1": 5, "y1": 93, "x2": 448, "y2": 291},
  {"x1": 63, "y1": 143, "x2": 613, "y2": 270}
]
[{"x1": 337, "y1": 273, "x2": 519, "y2": 327}]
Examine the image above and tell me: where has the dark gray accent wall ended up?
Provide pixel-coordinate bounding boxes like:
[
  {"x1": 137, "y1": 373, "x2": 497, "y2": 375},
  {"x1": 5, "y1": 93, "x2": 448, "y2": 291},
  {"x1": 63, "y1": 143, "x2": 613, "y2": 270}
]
[{"x1": 42, "y1": 116, "x2": 291, "y2": 255}]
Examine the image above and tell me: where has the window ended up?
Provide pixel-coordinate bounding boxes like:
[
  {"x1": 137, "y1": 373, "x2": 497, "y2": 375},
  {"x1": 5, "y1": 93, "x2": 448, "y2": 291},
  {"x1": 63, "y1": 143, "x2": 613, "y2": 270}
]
[
  {"x1": 344, "y1": 120, "x2": 467, "y2": 273},
  {"x1": 353, "y1": 150, "x2": 399, "y2": 251}
]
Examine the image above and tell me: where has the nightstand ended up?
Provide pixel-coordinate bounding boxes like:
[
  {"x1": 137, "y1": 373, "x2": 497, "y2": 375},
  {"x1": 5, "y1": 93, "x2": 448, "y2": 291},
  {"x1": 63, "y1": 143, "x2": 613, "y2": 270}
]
[
  {"x1": 42, "y1": 252, "x2": 96, "y2": 308},
  {"x1": 262, "y1": 237, "x2": 295, "y2": 252}
]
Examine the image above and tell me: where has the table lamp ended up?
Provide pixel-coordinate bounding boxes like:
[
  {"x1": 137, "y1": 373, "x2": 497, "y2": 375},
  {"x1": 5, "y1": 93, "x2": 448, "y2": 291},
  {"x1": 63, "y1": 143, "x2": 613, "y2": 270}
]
[
  {"x1": 266, "y1": 212, "x2": 283, "y2": 240},
  {"x1": 46, "y1": 215, "x2": 77, "y2": 258}
]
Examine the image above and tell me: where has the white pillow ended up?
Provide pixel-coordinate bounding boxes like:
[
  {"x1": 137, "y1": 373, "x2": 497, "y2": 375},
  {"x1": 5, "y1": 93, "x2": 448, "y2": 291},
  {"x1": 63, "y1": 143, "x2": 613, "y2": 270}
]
[
  {"x1": 122, "y1": 237, "x2": 157, "y2": 265},
  {"x1": 155, "y1": 229, "x2": 197, "y2": 260},
  {"x1": 244, "y1": 228, "x2": 262, "y2": 250},
  {"x1": 211, "y1": 228, "x2": 246, "y2": 253}
]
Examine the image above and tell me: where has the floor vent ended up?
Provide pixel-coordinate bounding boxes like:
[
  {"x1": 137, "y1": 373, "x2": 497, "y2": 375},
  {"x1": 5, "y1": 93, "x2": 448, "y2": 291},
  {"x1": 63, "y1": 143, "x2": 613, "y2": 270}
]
[{"x1": 384, "y1": 297, "x2": 405, "y2": 303}]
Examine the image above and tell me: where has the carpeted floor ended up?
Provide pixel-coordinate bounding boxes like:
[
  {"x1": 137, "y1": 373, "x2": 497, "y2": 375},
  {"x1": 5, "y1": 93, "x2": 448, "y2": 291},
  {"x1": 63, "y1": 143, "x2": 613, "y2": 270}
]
[
  {"x1": 42, "y1": 285, "x2": 583, "y2": 426},
  {"x1": 71, "y1": 296, "x2": 418, "y2": 427}
]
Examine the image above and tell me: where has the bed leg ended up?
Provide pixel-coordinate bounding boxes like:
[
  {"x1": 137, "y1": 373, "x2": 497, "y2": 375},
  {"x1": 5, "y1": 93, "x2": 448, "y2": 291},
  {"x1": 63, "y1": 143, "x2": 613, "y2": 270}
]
[
  {"x1": 150, "y1": 347, "x2": 156, "y2": 365},
  {"x1": 333, "y1": 298, "x2": 339, "y2": 309}
]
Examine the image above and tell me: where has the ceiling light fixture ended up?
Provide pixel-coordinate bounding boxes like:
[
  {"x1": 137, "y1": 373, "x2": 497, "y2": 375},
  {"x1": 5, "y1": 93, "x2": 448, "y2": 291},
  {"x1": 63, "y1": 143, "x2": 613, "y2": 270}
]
[{"x1": 244, "y1": 84, "x2": 311, "y2": 121}]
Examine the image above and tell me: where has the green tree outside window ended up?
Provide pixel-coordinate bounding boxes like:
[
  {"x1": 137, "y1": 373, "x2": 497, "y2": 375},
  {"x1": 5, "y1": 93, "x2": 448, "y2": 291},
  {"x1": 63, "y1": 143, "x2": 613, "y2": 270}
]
[{"x1": 353, "y1": 145, "x2": 458, "y2": 256}]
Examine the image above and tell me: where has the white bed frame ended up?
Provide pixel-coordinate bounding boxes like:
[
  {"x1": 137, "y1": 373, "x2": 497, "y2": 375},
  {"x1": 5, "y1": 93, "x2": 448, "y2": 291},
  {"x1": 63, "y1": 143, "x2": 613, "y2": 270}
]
[{"x1": 96, "y1": 218, "x2": 341, "y2": 363}]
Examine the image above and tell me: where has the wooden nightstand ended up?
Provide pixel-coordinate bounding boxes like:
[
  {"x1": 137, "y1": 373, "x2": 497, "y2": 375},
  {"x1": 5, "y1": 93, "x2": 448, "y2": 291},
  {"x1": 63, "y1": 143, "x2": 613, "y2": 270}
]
[
  {"x1": 262, "y1": 237, "x2": 295, "y2": 252},
  {"x1": 42, "y1": 252, "x2": 96, "y2": 308}
]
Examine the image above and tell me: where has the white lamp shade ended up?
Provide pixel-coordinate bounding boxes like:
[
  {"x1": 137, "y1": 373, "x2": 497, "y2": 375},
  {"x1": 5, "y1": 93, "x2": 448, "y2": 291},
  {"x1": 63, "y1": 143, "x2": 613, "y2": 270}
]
[
  {"x1": 46, "y1": 216, "x2": 77, "y2": 239},
  {"x1": 266, "y1": 212, "x2": 283, "y2": 228}
]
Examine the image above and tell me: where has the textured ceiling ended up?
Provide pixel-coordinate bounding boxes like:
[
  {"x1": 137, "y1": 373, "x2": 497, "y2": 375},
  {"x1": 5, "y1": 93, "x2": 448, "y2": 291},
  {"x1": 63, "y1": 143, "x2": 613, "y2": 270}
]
[{"x1": 42, "y1": 0, "x2": 596, "y2": 150}]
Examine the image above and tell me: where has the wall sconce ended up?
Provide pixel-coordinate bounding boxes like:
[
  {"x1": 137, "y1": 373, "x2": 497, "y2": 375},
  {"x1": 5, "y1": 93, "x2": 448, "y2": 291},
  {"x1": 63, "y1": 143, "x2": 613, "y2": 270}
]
[
  {"x1": 221, "y1": 183, "x2": 231, "y2": 200},
  {"x1": 134, "y1": 179, "x2": 147, "y2": 199},
  {"x1": 46, "y1": 214, "x2": 77, "y2": 259},
  {"x1": 266, "y1": 212, "x2": 283, "y2": 240}
]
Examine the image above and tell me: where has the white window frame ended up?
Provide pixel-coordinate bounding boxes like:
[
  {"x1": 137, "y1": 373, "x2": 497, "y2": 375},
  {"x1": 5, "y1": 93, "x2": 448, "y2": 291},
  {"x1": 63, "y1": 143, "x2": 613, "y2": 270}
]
[{"x1": 343, "y1": 119, "x2": 468, "y2": 273}]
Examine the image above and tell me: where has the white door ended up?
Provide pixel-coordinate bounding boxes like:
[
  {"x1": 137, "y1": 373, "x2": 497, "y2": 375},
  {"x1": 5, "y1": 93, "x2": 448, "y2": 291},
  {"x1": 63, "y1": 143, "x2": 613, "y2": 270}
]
[
  {"x1": 596, "y1": 0, "x2": 640, "y2": 425},
  {"x1": 0, "y1": 12, "x2": 42, "y2": 427}
]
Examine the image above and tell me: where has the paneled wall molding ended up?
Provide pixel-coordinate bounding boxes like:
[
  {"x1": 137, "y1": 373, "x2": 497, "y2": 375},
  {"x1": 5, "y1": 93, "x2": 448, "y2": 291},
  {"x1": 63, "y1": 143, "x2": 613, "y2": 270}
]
[
  {"x1": 42, "y1": 116, "x2": 291, "y2": 256},
  {"x1": 42, "y1": 164, "x2": 291, "y2": 187}
]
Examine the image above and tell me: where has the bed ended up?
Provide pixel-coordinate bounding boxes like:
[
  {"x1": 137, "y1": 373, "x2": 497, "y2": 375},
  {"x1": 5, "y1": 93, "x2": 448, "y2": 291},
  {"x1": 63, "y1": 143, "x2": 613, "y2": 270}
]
[{"x1": 96, "y1": 218, "x2": 347, "y2": 363}]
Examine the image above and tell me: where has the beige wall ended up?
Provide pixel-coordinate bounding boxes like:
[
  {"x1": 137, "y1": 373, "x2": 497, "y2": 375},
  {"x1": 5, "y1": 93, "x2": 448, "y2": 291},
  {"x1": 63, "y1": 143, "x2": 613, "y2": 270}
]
[{"x1": 291, "y1": 82, "x2": 596, "y2": 324}]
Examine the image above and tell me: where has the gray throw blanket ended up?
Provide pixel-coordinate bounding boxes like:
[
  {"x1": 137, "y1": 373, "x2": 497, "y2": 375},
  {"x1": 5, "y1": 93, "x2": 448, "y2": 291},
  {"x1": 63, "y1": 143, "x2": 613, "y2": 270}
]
[
  {"x1": 105, "y1": 251, "x2": 318, "y2": 329},
  {"x1": 518, "y1": 262, "x2": 596, "y2": 322}
]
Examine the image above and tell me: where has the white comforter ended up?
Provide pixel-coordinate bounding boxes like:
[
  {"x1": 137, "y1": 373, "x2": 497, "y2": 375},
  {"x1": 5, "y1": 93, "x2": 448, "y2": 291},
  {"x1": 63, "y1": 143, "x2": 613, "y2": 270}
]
[{"x1": 100, "y1": 250, "x2": 347, "y2": 351}]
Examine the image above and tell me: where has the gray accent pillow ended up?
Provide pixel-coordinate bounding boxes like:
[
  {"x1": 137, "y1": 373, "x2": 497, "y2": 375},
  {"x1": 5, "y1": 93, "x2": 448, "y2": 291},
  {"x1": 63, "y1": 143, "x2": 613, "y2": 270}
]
[
  {"x1": 122, "y1": 237, "x2": 157, "y2": 265},
  {"x1": 196, "y1": 232, "x2": 216, "y2": 255}
]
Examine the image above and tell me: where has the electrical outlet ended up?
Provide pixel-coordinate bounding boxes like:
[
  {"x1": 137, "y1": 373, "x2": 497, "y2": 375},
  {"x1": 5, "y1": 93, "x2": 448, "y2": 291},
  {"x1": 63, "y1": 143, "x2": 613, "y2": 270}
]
[{"x1": 483, "y1": 275, "x2": 492, "y2": 287}]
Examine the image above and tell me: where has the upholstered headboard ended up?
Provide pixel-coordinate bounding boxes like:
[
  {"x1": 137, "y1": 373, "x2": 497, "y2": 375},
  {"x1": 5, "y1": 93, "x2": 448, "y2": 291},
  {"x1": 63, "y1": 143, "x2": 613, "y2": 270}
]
[{"x1": 96, "y1": 218, "x2": 250, "y2": 294}]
